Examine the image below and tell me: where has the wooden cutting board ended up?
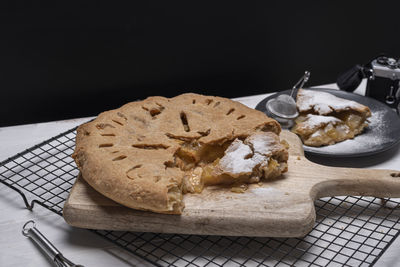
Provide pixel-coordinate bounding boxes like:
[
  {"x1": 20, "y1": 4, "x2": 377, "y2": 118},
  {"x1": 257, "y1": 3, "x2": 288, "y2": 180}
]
[{"x1": 63, "y1": 131, "x2": 400, "y2": 237}]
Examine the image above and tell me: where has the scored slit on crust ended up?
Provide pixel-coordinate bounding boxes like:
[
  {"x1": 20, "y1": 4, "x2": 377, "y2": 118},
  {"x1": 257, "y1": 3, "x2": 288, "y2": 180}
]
[{"x1": 72, "y1": 93, "x2": 288, "y2": 214}]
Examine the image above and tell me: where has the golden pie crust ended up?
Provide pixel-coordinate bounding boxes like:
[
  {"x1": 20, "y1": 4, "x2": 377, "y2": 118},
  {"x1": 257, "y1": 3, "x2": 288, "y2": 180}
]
[
  {"x1": 292, "y1": 89, "x2": 371, "y2": 146},
  {"x1": 72, "y1": 93, "x2": 288, "y2": 214}
]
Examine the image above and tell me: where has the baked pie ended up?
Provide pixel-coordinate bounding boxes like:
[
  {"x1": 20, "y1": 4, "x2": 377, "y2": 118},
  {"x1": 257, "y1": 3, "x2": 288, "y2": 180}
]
[
  {"x1": 72, "y1": 93, "x2": 289, "y2": 214},
  {"x1": 291, "y1": 89, "x2": 371, "y2": 146}
]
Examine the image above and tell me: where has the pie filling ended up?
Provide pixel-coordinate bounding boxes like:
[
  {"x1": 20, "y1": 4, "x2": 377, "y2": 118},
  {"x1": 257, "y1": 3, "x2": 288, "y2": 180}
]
[
  {"x1": 166, "y1": 186, "x2": 182, "y2": 211},
  {"x1": 337, "y1": 112, "x2": 368, "y2": 135},
  {"x1": 171, "y1": 132, "x2": 288, "y2": 198},
  {"x1": 292, "y1": 112, "x2": 369, "y2": 147},
  {"x1": 292, "y1": 89, "x2": 371, "y2": 147}
]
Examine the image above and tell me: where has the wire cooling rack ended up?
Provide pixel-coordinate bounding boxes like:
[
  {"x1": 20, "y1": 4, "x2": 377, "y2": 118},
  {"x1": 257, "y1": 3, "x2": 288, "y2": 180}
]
[{"x1": 0, "y1": 126, "x2": 399, "y2": 267}]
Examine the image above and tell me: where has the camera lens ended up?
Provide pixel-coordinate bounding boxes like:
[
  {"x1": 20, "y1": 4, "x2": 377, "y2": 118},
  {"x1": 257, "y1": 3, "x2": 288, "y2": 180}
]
[
  {"x1": 377, "y1": 56, "x2": 389, "y2": 65},
  {"x1": 387, "y1": 58, "x2": 397, "y2": 68}
]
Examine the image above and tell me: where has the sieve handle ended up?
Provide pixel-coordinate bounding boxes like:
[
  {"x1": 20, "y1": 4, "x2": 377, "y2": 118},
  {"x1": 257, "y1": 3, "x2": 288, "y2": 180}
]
[{"x1": 290, "y1": 71, "x2": 311, "y2": 98}]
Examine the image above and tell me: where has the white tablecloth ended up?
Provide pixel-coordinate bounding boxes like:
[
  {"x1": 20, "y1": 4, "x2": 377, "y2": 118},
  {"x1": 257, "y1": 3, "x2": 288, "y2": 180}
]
[{"x1": 1, "y1": 81, "x2": 399, "y2": 266}]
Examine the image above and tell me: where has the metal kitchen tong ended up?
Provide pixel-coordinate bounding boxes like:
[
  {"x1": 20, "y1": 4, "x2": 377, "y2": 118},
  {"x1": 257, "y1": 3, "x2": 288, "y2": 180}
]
[{"x1": 22, "y1": 220, "x2": 84, "y2": 267}]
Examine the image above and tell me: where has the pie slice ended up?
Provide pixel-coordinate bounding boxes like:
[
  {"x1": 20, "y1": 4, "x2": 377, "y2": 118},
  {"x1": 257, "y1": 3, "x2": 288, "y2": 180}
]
[
  {"x1": 292, "y1": 89, "x2": 371, "y2": 147},
  {"x1": 72, "y1": 93, "x2": 288, "y2": 214}
]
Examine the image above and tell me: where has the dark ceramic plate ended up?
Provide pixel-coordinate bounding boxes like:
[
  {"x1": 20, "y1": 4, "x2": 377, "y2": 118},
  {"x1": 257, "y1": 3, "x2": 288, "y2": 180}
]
[{"x1": 255, "y1": 88, "x2": 400, "y2": 157}]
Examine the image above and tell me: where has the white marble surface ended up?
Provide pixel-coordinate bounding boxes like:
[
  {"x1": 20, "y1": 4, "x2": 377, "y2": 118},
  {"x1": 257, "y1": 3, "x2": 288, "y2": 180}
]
[{"x1": 1, "y1": 82, "x2": 400, "y2": 267}]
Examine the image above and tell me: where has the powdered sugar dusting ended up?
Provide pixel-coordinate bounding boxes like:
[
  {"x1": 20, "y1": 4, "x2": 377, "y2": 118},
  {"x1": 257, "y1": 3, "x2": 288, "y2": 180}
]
[
  {"x1": 250, "y1": 187, "x2": 284, "y2": 196},
  {"x1": 303, "y1": 114, "x2": 342, "y2": 129},
  {"x1": 218, "y1": 132, "x2": 284, "y2": 176},
  {"x1": 310, "y1": 130, "x2": 322, "y2": 138},
  {"x1": 245, "y1": 132, "x2": 279, "y2": 156},
  {"x1": 219, "y1": 139, "x2": 264, "y2": 175},
  {"x1": 305, "y1": 108, "x2": 393, "y2": 154},
  {"x1": 298, "y1": 89, "x2": 365, "y2": 115}
]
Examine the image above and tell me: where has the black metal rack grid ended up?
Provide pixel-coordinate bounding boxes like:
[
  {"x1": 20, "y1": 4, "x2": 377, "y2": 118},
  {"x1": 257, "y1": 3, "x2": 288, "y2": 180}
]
[{"x1": 0, "y1": 126, "x2": 399, "y2": 267}]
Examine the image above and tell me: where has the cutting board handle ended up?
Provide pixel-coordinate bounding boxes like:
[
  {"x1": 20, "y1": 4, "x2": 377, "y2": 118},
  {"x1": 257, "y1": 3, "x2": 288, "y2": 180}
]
[
  {"x1": 280, "y1": 131, "x2": 400, "y2": 200},
  {"x1": 309, "y1": 162, "x2": 400, "y2": 200}
]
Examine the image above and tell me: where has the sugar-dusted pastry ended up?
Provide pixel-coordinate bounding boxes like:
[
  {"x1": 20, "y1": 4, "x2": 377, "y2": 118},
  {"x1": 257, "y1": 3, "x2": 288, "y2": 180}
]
[
  {"x1": 72, "y1": 93, "x2": 288, "y2": 214},
  {"x1": 292, "y1": 89, "x2": 371, "y2": 147}
]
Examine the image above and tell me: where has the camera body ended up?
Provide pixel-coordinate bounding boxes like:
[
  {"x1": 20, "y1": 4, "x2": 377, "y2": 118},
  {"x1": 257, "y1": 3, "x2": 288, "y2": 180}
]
[
  {"x1": 366, "y1": 56, "x2": 400, "y2": 110},
  {"x1": 337, "y1": 55, "x2": 400, "y2": 115}
]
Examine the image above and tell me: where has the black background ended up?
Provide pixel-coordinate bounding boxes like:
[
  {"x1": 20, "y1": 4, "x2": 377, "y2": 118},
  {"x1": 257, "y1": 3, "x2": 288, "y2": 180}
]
[{"x1": 1, "y1": 1, "x2": 399, "y2": 126}]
